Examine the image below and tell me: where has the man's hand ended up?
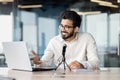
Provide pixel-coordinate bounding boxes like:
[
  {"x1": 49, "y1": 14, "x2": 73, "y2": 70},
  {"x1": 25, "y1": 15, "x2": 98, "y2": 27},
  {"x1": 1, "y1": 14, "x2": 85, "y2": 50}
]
[
  {"x1": 31, "y1": 50, "x2": 42, "y2": 65},
  {"x1": 68, "y1": 61, "x2": 84, "y2": 69}
]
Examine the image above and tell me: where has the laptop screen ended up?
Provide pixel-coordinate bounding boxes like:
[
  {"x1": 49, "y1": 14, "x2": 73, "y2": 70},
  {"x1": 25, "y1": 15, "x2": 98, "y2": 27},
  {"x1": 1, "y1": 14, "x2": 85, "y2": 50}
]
[{"x1": 2, "y1": 41, "x2": 33, "y2": 71}]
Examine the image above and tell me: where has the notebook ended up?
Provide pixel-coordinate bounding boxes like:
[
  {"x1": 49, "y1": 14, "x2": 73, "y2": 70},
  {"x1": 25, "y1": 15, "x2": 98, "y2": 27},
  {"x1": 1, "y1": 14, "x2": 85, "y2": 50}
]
[{"x1": 2, "y1": 41, "x2": 56, "y2": 71}]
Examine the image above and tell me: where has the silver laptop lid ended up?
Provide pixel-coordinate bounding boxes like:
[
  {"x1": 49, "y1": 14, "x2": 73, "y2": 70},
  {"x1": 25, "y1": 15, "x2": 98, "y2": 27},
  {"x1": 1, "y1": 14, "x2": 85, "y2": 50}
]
[{"x1": 2, "y1": 41, "x2": 32, "y2": 71}]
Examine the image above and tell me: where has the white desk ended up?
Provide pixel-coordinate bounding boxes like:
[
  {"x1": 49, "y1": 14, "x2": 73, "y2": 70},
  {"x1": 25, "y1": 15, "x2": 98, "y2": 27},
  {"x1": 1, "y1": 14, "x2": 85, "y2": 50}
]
[{"x1": 0, "y1": 67, "x2": 120, "y2": 80}]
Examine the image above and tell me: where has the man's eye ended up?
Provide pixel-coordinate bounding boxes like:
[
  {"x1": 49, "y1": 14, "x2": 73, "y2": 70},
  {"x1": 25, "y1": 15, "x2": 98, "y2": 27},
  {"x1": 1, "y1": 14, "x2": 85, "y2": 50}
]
[{"x1": 65, "y1": 26, "x2": 69, "y2": 28}]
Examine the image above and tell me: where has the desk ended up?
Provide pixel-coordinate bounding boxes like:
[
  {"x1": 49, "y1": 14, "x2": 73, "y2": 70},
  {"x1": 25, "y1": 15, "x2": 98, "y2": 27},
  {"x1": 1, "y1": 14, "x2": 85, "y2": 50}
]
[{"x1": 0, "y1": 67, "x2": 120, "y2": 80}]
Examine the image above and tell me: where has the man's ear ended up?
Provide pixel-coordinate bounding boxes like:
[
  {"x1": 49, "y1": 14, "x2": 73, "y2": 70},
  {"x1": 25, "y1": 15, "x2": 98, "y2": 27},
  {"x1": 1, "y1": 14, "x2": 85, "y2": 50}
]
[{"x1": 74, "y1": 27, "x2": 79, "y2": 32}]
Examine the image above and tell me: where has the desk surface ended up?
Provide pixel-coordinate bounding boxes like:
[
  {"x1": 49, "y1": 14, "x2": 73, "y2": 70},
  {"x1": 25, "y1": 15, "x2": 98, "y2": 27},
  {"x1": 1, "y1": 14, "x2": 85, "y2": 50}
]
[{"x1": 0, "y1": 67, "x2": 120, "y2": 80}]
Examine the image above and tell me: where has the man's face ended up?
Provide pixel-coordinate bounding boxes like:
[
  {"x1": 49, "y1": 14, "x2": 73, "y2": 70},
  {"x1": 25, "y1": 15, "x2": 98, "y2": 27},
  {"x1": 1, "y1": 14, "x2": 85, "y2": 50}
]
[{"x1": 60, "y1": 19, "x2": 76, "y2": 40}]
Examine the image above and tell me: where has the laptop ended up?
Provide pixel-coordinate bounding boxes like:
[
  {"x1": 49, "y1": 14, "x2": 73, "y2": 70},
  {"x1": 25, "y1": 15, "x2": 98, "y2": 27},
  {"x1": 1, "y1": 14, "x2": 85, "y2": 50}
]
[{"x1": 2, "y1": 41, "x2": 56, "y2": 71}]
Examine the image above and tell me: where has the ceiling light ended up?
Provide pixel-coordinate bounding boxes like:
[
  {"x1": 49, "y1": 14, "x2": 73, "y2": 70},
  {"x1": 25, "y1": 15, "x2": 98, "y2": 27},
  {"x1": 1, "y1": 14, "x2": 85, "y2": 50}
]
[
  {"x1": 91, "y1": 0, "x2": 118, "y2": 8},
  {"x1": 18, "y1": 5, "x2": 43, "y2": 8},
  {"x1": 0, "y1": 0, "x2": 13, "y2": 2},
  {"x1": 99, "y1": 3, "x2": 118, "y2": 8},
  {"x1": 91, "y1": 0, "x2": 112, "y2": 5},
  {"x1": 77, "y1": 11, "x2": 101, "y2": 15},
  {"x1": 118, "y1": 0, "x2": 120, "y2": 3}
]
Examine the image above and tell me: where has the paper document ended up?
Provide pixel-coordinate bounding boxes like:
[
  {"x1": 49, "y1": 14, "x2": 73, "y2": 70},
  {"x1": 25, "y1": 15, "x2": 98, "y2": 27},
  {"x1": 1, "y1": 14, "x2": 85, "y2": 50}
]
[{"x1": 72, "y1": 69, "x2": 93, "y2": 72}]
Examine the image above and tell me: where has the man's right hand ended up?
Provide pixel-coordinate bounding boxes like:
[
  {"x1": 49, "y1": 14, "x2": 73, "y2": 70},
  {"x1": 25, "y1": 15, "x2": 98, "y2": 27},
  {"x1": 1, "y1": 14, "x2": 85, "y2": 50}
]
[{"x1": 31, "y1": 50, "x2": 42, "y2": 65}]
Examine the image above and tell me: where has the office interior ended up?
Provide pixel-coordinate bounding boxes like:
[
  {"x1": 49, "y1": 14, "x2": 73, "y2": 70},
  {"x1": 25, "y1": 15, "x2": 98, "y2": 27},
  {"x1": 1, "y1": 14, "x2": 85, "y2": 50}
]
[{"x1": 0, "y1": 0, "x2": 120, "y2": 68}]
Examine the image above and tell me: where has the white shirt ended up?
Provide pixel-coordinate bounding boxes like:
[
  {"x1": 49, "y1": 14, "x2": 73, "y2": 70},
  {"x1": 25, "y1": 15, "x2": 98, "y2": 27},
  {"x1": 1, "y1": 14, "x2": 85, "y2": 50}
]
[{"x1": 40, "y1": 32, "x2": 100, "y2": 70}]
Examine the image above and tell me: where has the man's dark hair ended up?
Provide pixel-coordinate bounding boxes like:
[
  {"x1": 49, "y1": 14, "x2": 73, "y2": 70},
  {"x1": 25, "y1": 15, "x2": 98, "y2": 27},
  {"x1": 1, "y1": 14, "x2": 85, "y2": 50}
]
[{"x1": 60, "y1": 10, "x2": 82, "y2": 28}]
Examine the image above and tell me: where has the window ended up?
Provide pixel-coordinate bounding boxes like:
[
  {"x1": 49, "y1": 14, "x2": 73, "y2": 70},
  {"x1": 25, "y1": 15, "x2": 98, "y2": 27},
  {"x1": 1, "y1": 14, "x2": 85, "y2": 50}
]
[{"x1": 0, "y1": 14, "x2": 13, "y2": 53}]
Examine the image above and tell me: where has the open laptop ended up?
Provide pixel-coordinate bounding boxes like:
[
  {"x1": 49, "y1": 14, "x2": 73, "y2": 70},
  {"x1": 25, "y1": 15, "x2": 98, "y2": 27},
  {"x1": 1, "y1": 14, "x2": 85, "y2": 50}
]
[{"x1": 2, "y1": 41, "x2": 56, "y2": 71}]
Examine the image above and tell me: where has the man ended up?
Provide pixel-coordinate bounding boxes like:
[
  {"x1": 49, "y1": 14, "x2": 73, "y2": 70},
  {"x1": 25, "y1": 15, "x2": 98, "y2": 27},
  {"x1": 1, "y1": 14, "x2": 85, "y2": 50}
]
[{"x1": 32, "y1": 10, "x2": 100, "y2": 70}]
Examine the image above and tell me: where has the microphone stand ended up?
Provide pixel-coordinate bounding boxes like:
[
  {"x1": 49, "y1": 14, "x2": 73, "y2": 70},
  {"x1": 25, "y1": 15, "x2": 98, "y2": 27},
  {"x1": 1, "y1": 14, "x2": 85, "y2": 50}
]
[{"x1": 55, "y1": 45, "x2": 71, "y2": 71}]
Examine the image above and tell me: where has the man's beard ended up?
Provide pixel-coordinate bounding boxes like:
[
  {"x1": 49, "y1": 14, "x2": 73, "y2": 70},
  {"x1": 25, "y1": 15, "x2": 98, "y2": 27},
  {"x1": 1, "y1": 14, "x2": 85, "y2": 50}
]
[{"x1": 61, "y1": 30, "x2": 74, "y2": 40}]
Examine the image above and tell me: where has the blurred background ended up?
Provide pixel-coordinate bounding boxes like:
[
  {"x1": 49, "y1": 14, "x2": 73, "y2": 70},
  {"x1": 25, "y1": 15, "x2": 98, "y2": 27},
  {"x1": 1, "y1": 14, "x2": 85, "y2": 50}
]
[{"x1": 0, "y1": 0, "x2": 120, "y2": 67}]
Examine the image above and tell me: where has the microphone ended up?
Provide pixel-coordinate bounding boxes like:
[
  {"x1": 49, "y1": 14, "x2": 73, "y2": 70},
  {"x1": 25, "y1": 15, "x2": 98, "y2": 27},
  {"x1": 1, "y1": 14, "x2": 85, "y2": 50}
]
[
  {"x1": 62, "y1": 44, "x2": 67, "y2": 57},
  {"x1": 55, "y1": 44, "x2": 71, "y2": 71}
]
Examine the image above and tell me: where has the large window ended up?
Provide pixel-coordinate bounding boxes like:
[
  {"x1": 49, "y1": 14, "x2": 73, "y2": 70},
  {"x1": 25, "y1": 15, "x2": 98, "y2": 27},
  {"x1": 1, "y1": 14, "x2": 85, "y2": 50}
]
[
  {"x1": 38, "y1": 17, "x2": 58, "y2": 56},
  {"x1": 85, "y1": 13, "x2": 120, "y2": 67},
  {"x1": 0, "y1": 14, "x2": 13, "y2": 53},
  {"x1": 21, "y1": 11, "x2": 37, "y2": 54}
]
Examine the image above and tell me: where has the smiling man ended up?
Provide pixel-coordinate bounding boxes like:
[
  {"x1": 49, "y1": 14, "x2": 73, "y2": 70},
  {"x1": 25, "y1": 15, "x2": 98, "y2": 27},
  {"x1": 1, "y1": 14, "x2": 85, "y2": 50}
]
[{"x1": 32, "y1": 10, "x2": 100, "y2": 70}]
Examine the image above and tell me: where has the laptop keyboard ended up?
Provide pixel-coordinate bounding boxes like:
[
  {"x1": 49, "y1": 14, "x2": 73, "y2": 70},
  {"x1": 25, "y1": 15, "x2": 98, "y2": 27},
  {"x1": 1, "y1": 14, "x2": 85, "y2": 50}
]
[{"x1": 32, "y1": 67, "x2": 56, "y2": 71}]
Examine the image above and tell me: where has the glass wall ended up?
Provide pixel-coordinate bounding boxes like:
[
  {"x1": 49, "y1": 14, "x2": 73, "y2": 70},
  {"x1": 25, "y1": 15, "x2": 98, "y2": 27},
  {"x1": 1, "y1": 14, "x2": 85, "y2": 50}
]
[
  {"x1": 21, "y1": 11, "x2": 37, "y2": 55},
  {"x1": 38, "y1": 17, "x2": 58, "y2": 56},
  {"x1": 0, "y1": 1, "x2": 120, "y2": 68},
  {"x1": 85, "y1": 13, "x2": 120, "y2": 67},
  {"x1": 0, "y1": 3, "x2": 13, "y2": 66},
  {"x1": 17, "y1": 10, "x2": 120, "y2": 67},
  {"x1": 0, "y1": 15, "x2": 13, "y2": 52}
]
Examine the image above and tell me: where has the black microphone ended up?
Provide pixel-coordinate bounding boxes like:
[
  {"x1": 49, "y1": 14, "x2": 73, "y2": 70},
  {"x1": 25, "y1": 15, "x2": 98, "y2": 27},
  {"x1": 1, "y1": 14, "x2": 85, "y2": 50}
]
[
  {"x1": 62, "y1": 44, "x2": 67, "y2": 57},
  {"x1": 55, "y1": 44, "x2": 71, "y2": 71}
]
